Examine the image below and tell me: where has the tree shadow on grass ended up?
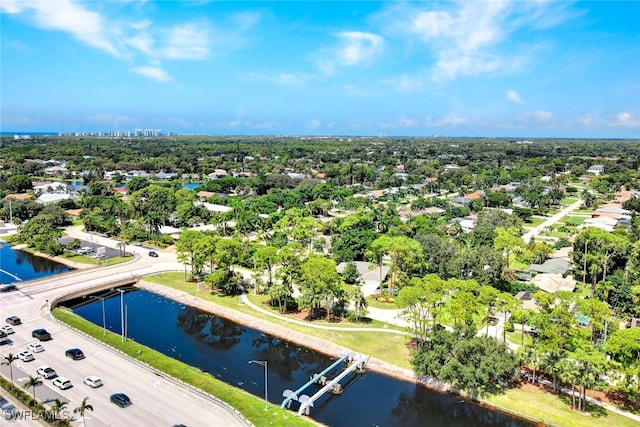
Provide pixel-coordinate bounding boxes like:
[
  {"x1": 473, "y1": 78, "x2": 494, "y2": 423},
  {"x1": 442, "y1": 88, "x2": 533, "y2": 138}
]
[{"x1": 556, "y1": 393, "x2": 608, "y2": 418}]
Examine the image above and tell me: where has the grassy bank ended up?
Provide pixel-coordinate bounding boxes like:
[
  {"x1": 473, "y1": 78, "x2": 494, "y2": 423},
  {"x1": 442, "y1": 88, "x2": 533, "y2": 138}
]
[
  {"x1": 143, "y1": 272, "x2": 414, "y2": 369},
  {"x1": 142, "y1": 272, "x2": 640, "y2": 427},
  {"x1": 53, "y1": 308, "x2": 317, "y2": 427},
  {"x1": 485, "y1": 387, "x2": 638, "y2": 427}
]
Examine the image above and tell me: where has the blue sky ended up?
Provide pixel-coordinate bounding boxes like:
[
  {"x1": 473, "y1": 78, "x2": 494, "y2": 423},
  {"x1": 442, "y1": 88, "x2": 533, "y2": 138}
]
[{"x1": 1, "y1": 1, "x2": 639, "y2": 138}]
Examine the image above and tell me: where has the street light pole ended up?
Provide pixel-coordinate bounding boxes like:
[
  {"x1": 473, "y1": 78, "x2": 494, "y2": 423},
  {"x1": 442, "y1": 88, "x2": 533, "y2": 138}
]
[
  {"x1": 89, "y1": 296, "x2": 106, "y2": 335},
  {"x1": 117, "y1": 289, "x2": 125, "y2": 341},
  {"x1": 248, "y1": 360, "x2": 268, "y2": 409}
]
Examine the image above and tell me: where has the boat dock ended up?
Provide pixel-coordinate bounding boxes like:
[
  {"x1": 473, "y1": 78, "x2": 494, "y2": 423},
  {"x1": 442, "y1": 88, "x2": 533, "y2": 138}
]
[{"x1": 280, "y1": 351, "x2": 369, "y2": 416}]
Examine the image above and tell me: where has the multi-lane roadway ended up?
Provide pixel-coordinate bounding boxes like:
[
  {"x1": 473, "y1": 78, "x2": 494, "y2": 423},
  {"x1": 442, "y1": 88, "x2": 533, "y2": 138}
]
[{"x1": 1, "y1": 231, "x2": 250, "y2": 427}]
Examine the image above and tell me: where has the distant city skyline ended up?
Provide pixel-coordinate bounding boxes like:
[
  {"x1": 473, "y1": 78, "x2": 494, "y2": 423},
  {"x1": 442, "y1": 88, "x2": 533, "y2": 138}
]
[{"x1": 1, "y1": 1, "x2": 639, "y2": 138}]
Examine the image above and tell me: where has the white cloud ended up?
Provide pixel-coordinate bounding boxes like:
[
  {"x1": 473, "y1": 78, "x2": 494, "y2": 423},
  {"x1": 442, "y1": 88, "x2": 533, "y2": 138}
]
[
  {"x1": 162, "y1": 23, "x2": 209, "y2": 60},
  {"x1": 1, "y1": 1, "x2": 213, "y2": 81},
  {"x1": 507, "y1": 90, "x2": 524, "y2": 104},
  {"x1": 306, "y1": 119, "x2": 321, "y2": 129},
  {"x1": 126, "y1": 33, "x2": 155, "y2": 56},
  {"x1": 380, "y1": 1, "x2": 574, "y2": 81},
  {"x1": 579, "y1": 114, "x2": 599, "y2": 127},
  {"x1": 531, "y1": 110, "x2": 553, "y2": 121},
  {"x1": 318, "y1": 31, "x2": 384, "y2": 74},
  {"x1": 131, "y1": 66, "x2": 171, "y2": 82},
  {"x1": 613, "y1": 112, "x2": 640, "y2": 128},
  {"x1": 1, "y1": 0, "x2": 119, "y2": 56}
]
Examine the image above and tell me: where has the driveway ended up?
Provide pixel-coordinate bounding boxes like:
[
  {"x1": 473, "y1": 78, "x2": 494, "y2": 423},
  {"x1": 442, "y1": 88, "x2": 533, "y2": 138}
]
[{"x1": 522, "y1": 199, "x2": 584, "y2": 244}]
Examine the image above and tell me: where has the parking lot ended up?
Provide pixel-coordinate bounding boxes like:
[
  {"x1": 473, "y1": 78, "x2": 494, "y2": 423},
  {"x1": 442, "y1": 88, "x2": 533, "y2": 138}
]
[{"x1": 57, "y1": 237, "x2": 124, "y2": 260}]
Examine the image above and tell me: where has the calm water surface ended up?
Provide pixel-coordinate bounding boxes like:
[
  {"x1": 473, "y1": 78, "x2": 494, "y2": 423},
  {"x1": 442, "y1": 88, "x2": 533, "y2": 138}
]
[
  {"x1": 72, "y1": 289, "x2": 533, "y2": 427},
  {"x1": 0, "y1": 241, "x2": 71, "y2": 284}
]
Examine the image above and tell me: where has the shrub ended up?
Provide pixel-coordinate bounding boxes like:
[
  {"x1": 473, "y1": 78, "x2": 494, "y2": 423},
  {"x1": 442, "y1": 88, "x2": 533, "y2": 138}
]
[{"x1": 505, "y1": 320, "x2": 515, "y2": 332}]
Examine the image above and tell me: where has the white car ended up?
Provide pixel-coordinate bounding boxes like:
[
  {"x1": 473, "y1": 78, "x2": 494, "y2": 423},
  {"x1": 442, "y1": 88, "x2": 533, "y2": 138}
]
[
  {"x1": 0, "y1": 325, "x2": 15, "y2": 335},
  {"x1": 36, "y1": 365, "x2": 57, "y2": 379},
  {"x1": 83, "y1": 375, "x2": 103, "y2": 388},
  {"x1": 53, "y1": 376, "x2": 72, "y2": 390},
  {"x1": 27, "y1": 342, "x2": 45, "y2": 353},
  {"x1": 17, "y1": 350, "x2": 35, "y2": 362}
]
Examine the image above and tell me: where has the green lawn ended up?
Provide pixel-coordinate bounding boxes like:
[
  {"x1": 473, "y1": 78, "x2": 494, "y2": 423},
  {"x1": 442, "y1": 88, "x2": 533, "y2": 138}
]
[
  {"x1": 485, "y1": 387, "x2": 639, "y2": 427},
  {"x1": 143, "y1": 273, "x2": 414, "y2": 369},
  {"x1": 560, "y1": 197, "x2": 580, "y2": 205},
  {"x1": 510, "y1": 259, "x2": 529, "y2": 271},
  {"x1": 562, "y1": 216, "x2": 588, "y2": 226},
  {"x1": 524, "y1": 216, "x2": 547, "y2": 227},
  {"x1": 573, "y1": 209, "x2": 595, "y2": 215},
  {"x1": 505, "y1": 330, "x2": 532, "y2": 348}
]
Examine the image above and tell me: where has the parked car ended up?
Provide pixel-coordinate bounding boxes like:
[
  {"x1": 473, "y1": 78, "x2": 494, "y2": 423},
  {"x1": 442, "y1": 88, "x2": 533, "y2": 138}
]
[
  {"x1": 53, "y1": 376, "x2": 72, "y2": 390},
  {"x1": 83, "y1": 376, "x2": 103, "y2": 388},
  {"x1": 36, "y1": 365, "x2": 57, "y2": 379},
  {"x1": 65, "y1": 348, "x2": 85, "y2": 360},
  {"x1": 110, "y1": 393, "x2": 131, "y2": 407},
  {"x1": 0, "y1": 331, "x2": 9, "y2": 346},
  {"x1": 6, "y1": 316, "x2": 21, "y2": 326},
  {"x1": 1, "y1": 325, "x2": 15, "y2": 335},
  {"x1": 32, "y1": 329, "x2": 51, "y2": 341},
  {"x1": 0, "y1": 284, "x2": 17, "y2": 292},
  {"x1": 27, "y1": 342, "x2": 45, "y2": 353},
  {"x1": 148, "y1": 251, "x2": 159, "y2": 257},
  {"x1": 17, "y1": 350, "x2": 35, "y2": 362}
]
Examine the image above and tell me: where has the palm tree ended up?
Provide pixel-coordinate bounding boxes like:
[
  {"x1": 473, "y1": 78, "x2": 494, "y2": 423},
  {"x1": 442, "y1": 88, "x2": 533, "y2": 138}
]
[
  {"x1": 558, "y1": 359, "x2": 580, "y2": 410},
  {"x1": 542, "y1": 350, "x2": 565, "y2": 392},
  {"x1": 1, "y1": 353, "x2": 18, "y2": 385},
  {"x1": 521, "y1": 346, "x2": 542, "y2": 384},
  {"x1": 350, "y1": 285, "x2": 368, "y2": 322},
  {"x1": 24, "y1": 375, "x2": 43, "y2": 405},
  {"x1": 51, "y1": 399, "x2": 68, "y2": 424},
  {"x1": 74, "y1": 397, "x2": 94, "y2": 427}
]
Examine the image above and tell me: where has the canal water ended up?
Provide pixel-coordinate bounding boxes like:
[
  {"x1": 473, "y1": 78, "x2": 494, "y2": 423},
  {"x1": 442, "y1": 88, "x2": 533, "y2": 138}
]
[
  {"x1": 71, "y1": 289, "x2": 534, "y2": 427},
  {"x1": 0, "y1": 241, "x2": 71, "y2": 284}
]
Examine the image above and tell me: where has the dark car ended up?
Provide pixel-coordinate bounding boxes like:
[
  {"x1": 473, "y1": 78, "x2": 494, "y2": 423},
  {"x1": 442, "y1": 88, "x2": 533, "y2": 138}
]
[
  {"x1": 0, "y1": 330, "x2": 8, "y2": 345},
  {"x1": 148, "y1": 251, "x2": 159, "y2": 257},
  {"x1": 6, "y1": 316, "x2": 21, "y2": 326},
  {"x1": 110, "y1": 393, "x2": 131, "y2": 408},
  {"x1": 65, "y1": 348, "x2": 85, "y2": 360},
  {"x1": 32, "y1": 329, "x2": 52, "y2": 341},
  {"x1": 0, "y1": 284, "x2": 17, "y2": 292}
]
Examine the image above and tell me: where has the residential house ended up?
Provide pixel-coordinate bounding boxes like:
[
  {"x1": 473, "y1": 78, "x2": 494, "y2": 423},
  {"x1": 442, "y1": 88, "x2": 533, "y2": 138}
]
[
  {"x1": 530, "y1": 258, "x2": 572, "y2": 276},
  {"x1": 33, "y1": 182, "x2": 68, "y2": 194},
  {"x1": 336, "y1": 261, "x2": 390, "y2": 297},
  {"x1": 592, "y1": 205, "x2": 631, "y2": 222},
  {"x1": 587, "y1": 165, "x2": 605, "y2": 175},
  {"x1": 581, "y1": 216, "x2": 619, "y2": 232},
  {"x1": 392, "y1": 172, "x2": 409, "y2": 180},
  {"x1": 197, "y1": 191, "x2": 215, "y2": 201},
  {"x1": 36, "y1": 193, "x2": 76, "y2": 205},
  {"x1": 44, "y1": 166, "x2": 69, "y2": 176},
  {"x1": 154, "y1": 172, "x2": 177, "y2": 180},
  {"x1": 531, "y1": 273, "x2": 576, "y2": 293},
  {"x1": 287, "y1": 172, "x2": 305, "y2": 180},
  {"x1": 125, "y1": 170, "x2": 151, "y2": 180},
  {"x1": 447, "y1": 217, "x2": 476, "y2": 233},
  {"x1": 207, "y1": 169, "x2": 228, "y2": 179}
]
